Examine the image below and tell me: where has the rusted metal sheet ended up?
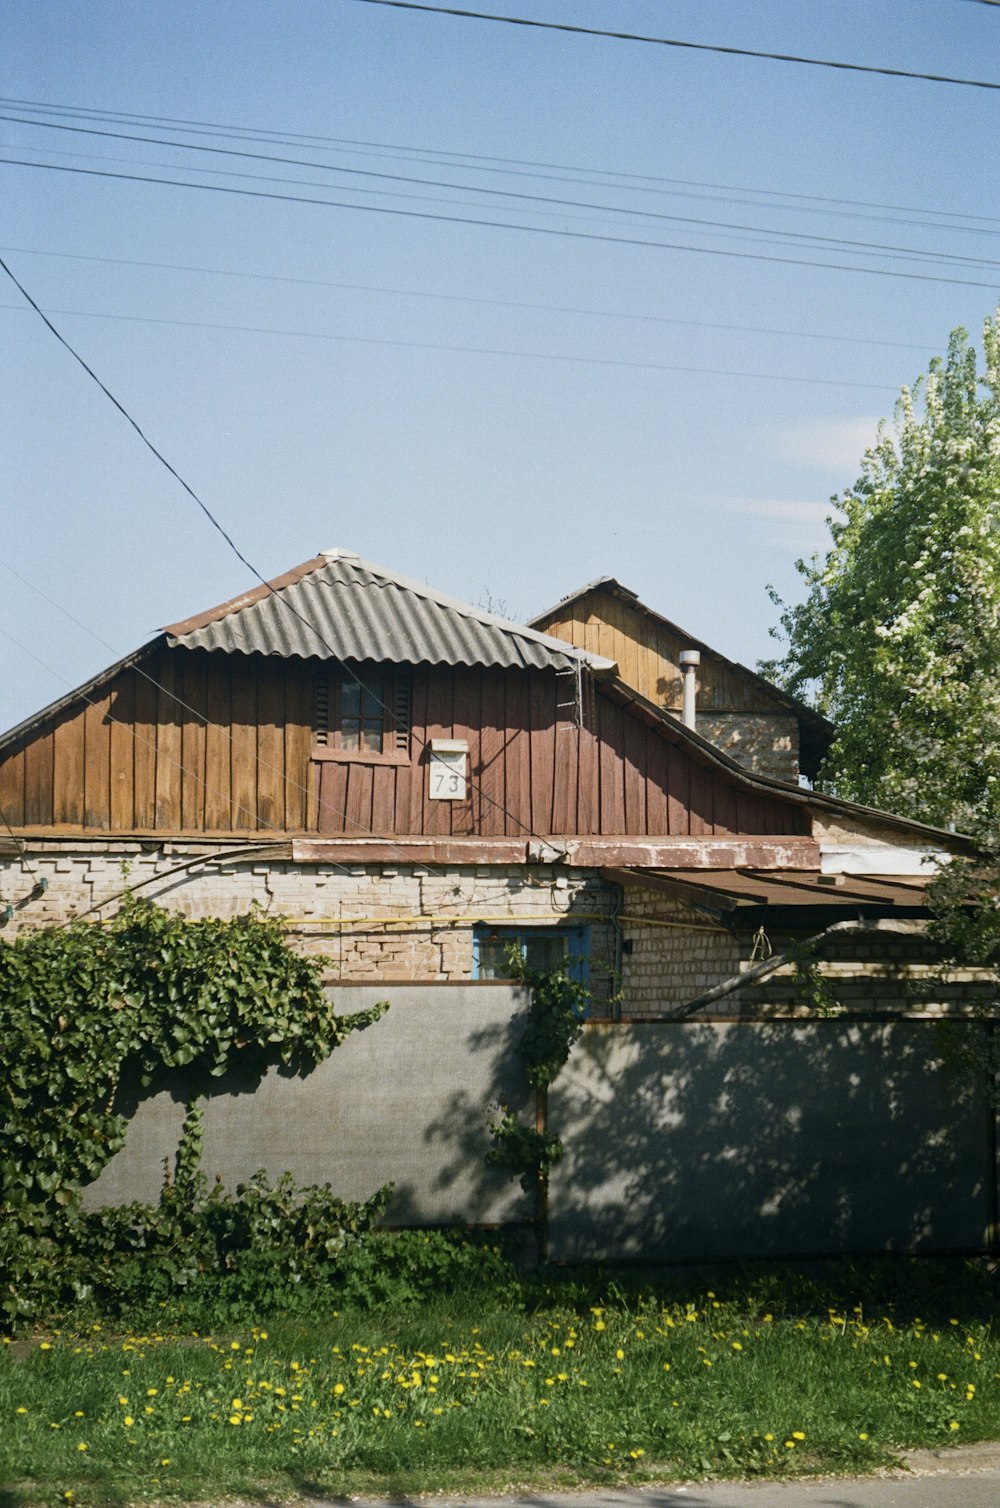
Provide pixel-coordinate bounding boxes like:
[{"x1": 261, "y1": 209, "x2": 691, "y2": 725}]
[
  {"x1": 565, "y1": 837, "x2": 822, "y2": 868},
  {"x1": 614, "y1": 865, "x2": 931, "y2": 910},
  {"x1": 292, "y1": 837, "x2": 529, "y2": 865},
  {"x1": 291, "y1": 836, "x2": 822, "y2": 869}
]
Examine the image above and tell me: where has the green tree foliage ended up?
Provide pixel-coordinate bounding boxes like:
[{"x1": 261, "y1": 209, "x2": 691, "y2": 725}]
[
  {"x1": 0, "y1": 896, "x2": 387, "y2": 1324},
  {"x1": 763, "y1": 312, "x2": 1000, "y2": 831}
]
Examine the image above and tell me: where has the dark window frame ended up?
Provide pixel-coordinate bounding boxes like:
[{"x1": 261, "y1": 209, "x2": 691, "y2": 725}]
[{"x1": 312, "y1": 667, "x2": 412, "y2": 765}]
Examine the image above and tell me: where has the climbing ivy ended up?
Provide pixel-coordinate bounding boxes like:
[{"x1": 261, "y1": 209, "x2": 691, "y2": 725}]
[
  {"x1": 786, "y1": 939, "x2": 843, "y2": 1017},
  {"x1": 0, "y1": 895, "x2": 387, "y2": 1325},
  {"x1": 486, "y1": 955, "x2": 589, "y2": 1200}
]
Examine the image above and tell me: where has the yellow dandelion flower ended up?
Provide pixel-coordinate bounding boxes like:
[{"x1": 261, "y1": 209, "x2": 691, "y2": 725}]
[
  {"x1": 229, "y1": 1415, "x2": 242, "y2": 1426},
  {"x1": 123, "y1": 1416, "x2": 134, "y2": 1427},
  {"x1": 859, "y1": 1433, "x2": 869, "y2": 1441},
  {"x1": 77, "y1": 1443, "x2": 88, "y2": 1452},
  {"x1": 792, "y1": 1431, "x2": 806, "y2": 1440}
]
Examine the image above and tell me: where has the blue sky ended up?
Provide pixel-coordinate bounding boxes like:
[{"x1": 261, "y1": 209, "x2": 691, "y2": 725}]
[{"x1": 1, "y1": 0, "x2": 998, "y2": 734}]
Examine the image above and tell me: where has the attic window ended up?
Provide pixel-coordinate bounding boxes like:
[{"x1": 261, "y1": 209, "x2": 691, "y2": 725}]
[{"x1": 313, "y1": 669, "x2": 411, "y2": 762}]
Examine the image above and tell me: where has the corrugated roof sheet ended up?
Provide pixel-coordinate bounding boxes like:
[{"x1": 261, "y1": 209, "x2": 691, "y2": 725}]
[{"x1": 164, "y1": 549, "x2": 617, "y2": 674}]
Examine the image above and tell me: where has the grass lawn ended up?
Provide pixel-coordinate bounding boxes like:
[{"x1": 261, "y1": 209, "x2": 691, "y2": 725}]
[{"x1": 2, "y1": 1259, "x2": 998, "y2": 1505}]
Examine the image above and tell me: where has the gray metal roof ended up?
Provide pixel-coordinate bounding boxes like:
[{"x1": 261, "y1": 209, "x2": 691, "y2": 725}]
[{"x1": 164, "y1": 549, "x2": 617, "y2": 674}]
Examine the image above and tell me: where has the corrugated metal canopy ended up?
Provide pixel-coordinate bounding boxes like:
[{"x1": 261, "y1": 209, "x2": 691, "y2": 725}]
[
  {"x1": 164, "y1": 549, "x2": 617, "y2": 674},
  {"x1": 604, "y1": 866, "x2": 932, "y2": 912}
]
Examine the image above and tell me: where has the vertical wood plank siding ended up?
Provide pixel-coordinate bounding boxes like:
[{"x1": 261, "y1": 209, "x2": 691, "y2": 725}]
[
  {"x1": 539, "y1": 592, "x2": 793, "y2": 714},
  {"x1": 0, "y1": 650, "x2": 807, "y2": 837}
]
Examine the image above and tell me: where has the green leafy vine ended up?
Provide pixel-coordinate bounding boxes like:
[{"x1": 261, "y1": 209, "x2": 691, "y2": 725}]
[
  {"x1": 486, "y1": 954, "x2": 588, "y2": 1198},
  {"x1": 0, "y1": 894, "x2": 388, "y2": 1325}
]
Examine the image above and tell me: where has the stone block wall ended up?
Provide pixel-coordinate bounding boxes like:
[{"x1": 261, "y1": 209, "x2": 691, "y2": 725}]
[
  {"x1": 695, "y1": 712, "x2": 799, "y2": 783},
  {"x1": 4, "y1": 842, "x2": 997, "y2": 1022},
  {"x1": 617, "y1": 893, "x2": 999, "y2": 1021},
  {"x1": 618, "y1": 886, "x2": 740, "y2": 1014},
  {"x1": 0, "y1": 841, "x2": 619, "y2": 1007}
]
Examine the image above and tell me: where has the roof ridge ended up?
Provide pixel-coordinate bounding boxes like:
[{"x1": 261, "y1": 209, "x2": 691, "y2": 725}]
[{"x1": 331, "y1": 552, "x2": 614, "y2": 666}]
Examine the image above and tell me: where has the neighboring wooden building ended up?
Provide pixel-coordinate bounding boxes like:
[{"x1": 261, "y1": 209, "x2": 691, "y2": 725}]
[{"x1": 531, "y1": 576, "x2": 833, "y2": 784}]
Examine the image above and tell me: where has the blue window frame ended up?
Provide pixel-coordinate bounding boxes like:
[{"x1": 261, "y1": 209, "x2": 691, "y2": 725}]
[{"x1": 472, "y1": 924, "x2": 590, "y2": 985}]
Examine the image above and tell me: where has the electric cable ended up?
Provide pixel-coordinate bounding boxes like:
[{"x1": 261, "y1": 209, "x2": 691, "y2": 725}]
[
  {"x1": 5, "y1": 95, "x2": 996, "y2": 232},
  {"x1": 346, "y1": 0, "x2": 1000, "y2": 90},
  {"x1": 3, "y1": 158, "x2": 997, "y2": 291},
  {"x1": 14, "y1": 140, "x2": 994, "y2": 272},
  {"x1": 0, "y1": 256, "x2": 589, "y2": 862},
  {"x1": 4, "y1": 115, "x2": 997, "y2": 270},
  {"x1": 0, "y1": 300, "x2": 904, "y2": 392},
  {"x1": 0, "y1": 247, "x2": 947, "y2": 353}
]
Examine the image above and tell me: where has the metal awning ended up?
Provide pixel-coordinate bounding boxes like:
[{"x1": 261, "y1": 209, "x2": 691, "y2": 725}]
[{"x1": 602, "y1": 866, "x2": 932, "y2": 913}]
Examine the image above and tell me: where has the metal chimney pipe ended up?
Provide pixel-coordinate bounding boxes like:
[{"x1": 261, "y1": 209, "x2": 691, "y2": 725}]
[{"x1": 679, "y1": 649, "x2": 701, "y2": 729}]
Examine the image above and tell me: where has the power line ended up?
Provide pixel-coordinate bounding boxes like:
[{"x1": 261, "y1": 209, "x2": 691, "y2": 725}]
[
  {"x1": 20, "y1": 137, "x2": 996, "y2": 277},
  {"x1": 0, "y1": 256, "x2": 567, "y2": 855},
  {"x1": 0, "y1": 300, "x2": 904, "y2": 392},
  {"x1": 0, "y1": 245, "x2": 943, "y2": 353},
  {"x1": 6, "y1": 96, "x2": 996, "y2": 232},
  {"x1": 0, "y1": 557, "x2": 405, "y2": 864},
  {"x1": 4, "y1": 157, "x2": 998, "y2": 291},
  {"x1": 5, "y1": 115, "x2": 998, "y2": 271},
  {"x1": 347, "y1": 0, "x2": 1000, "y2": 90}
]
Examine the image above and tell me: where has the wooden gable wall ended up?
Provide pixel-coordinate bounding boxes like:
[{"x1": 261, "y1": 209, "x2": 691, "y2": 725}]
[
  {"x1": 536, "y1": 588, "x2": 794, "y2": 716},
  {"x1": 0, "y1": 649, "x2": 807, "y2": 840}
]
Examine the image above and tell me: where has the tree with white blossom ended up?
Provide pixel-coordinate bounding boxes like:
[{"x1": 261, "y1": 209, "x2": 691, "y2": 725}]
[{"x1": 763, "y1": 311, "x2": 1000, "y2": 834}]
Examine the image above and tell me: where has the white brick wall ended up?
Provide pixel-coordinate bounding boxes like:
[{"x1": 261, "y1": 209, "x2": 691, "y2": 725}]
[{"x1": 0, "y1": 842, "x2": 617, "y2": 999}]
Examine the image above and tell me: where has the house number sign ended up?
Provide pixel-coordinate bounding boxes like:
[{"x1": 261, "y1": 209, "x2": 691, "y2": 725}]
[{"x1": 429, "y1": 739, "x2": 468, "y2": 801}]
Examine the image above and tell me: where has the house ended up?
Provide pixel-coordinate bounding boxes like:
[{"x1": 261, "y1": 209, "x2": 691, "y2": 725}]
[
  {"x1": 531, "y1": 575, "x2": 833, "y2": 783},
  {"x1": 1, "y1": 548, "x2": 994, "y2": 1257},
  {"x1": 0, "y1": 546, "x2": 976, "y2": 1011}
]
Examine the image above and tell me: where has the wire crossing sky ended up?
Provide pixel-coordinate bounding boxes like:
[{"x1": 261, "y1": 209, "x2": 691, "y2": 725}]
[
  {"x1": 2, "y1": 0, "x2": 999, "y2": 738},
  {"x1": 347, "y1": 0, "x2": 1000, "y2": 90}
]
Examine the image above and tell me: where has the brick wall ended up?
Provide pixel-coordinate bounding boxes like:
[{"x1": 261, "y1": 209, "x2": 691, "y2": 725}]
[
  {"x1": 694, "y1": 712, "x2": 799, "y2": 783},
  {"x1": 619, "y1": 886, "x2": 740, "y2": 1013},
  {"x1": 617, "y1": 891, "x2": 999, "y2": 1021},
  {"x1": 0, "y1": 841, "x2": 618, "y2": 1006},
  {"x1": 3, "y1": 842, "x2": 996, "y2": 1021}
]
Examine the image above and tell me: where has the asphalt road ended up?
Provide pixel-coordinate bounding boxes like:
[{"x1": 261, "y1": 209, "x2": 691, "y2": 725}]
[{"x1": 267, "y1": 1444, "x2": 1000, "y2": 1508}]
